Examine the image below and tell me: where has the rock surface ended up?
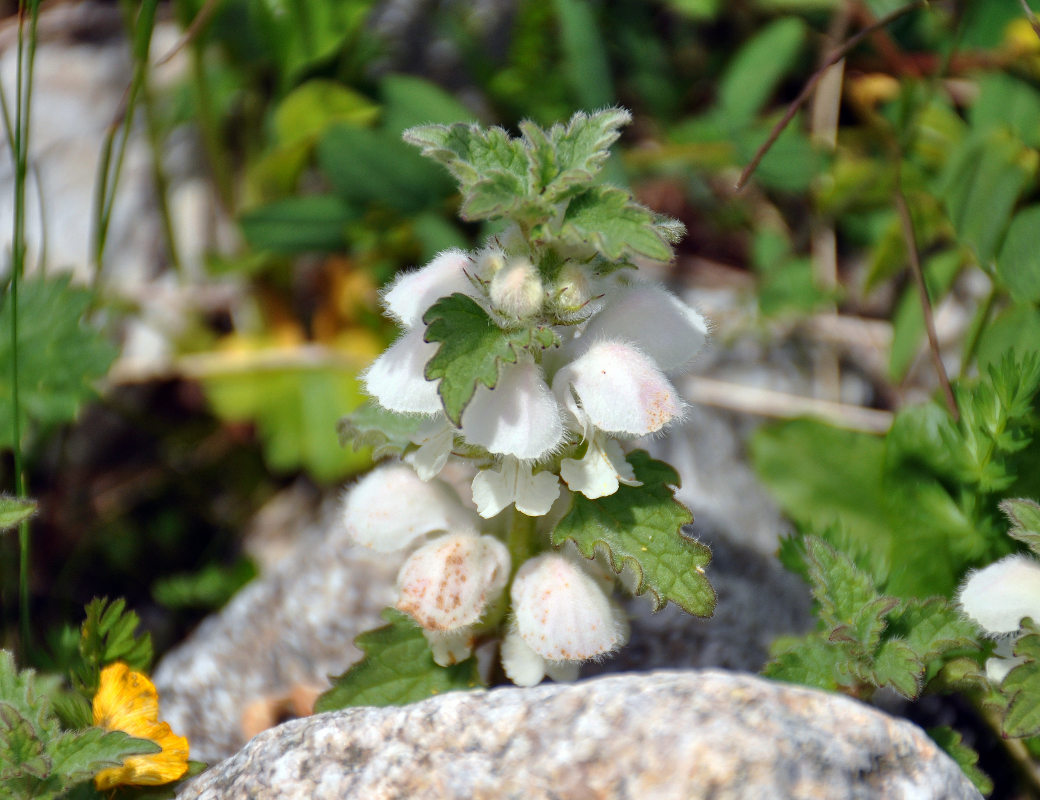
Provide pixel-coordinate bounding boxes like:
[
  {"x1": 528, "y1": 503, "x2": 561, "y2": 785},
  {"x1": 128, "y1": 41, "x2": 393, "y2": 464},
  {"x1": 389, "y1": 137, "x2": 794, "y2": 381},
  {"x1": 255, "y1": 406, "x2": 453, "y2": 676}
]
[{"x1": 175, "y1": 670, "x2": 982, "y2": 800}]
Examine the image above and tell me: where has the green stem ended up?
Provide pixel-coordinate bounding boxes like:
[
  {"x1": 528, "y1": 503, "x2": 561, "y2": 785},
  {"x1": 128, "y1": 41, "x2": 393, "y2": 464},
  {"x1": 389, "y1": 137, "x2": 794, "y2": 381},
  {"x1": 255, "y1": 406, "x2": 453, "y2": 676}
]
[
  {"x1": 507, "y1": 508, "x2": 537, "y2": 582},
  {"x1": 190, "y1": 43, "x2": 234, "y2": 212}
]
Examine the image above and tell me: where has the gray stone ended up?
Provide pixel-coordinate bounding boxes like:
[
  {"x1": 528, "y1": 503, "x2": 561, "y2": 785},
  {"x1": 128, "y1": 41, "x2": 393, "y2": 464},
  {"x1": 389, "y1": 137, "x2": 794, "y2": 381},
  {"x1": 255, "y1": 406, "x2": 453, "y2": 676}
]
[{"x1": 175, "y1": 670, "x2": 982, "y2": 800}]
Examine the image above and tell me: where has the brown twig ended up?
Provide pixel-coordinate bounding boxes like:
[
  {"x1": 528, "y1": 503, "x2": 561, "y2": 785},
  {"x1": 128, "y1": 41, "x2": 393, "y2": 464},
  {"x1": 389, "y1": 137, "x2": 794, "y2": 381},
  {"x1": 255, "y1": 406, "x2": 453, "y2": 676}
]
[
  {"x1": 892, "y1": 180, "x2": 959, "y2": 420},
  {"x1": 736, "y1": 0, "x2": 927, "y2": 190},
  {"x1": 1021, "y1": 0, "x2": 1040, "y2": 42},
  {"x1": 155, "y1": 0, "x2": 222, "y2": 67}
]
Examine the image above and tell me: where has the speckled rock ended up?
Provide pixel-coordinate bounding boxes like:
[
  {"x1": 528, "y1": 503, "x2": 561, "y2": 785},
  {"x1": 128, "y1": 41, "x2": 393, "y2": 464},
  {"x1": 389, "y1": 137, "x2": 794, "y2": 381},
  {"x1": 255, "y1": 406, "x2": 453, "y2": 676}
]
[
  {"x1": 152, "y1": 495, "x2": 404, "y2": 763},
  {"x1": 175, "y1": 670, "x2": 982, "y2": 800}
]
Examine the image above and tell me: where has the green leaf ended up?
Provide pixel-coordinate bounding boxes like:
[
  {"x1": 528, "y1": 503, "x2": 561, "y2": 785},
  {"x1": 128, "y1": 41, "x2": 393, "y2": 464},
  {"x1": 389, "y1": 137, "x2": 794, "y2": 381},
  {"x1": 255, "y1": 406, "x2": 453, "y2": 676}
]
[
  {"x1": 273, "y1": 80, "x2": 379, "y2": 148},
  {"x1": 995, "y1": 205, "x2": 1040, "y2": 305},
  {"x1": 314, "y1": 609, "x2": 483, "y2": 711},
  {"x1": 201, "y1": 352, "x2": 376, "y2": 483},
  {"x1": 239, "y1": 195, "x2": 355, "y2": 253},
  {"x1": 866, "y1": 638, "x2": 922, "y2": 698},
  {"x1": 887, "y1": 597, "x2": 979, "y2": 663},
  {"x1": 762, "y1": 632, "x2": 843, "y2": 691},
  {"x1": 718, "y1": 18, "x2": 807, "y2": 125},
  {"x1": 1004, "y1": 498, "x2": 1040, "y2": 556},
  {"x1": 318, "y1": 124, "x2": 453, "y2": 214},
  {"x1": 422, "y1": 293, "x2": 559, "y2": 425},
  {"x1": 941, "y1": 128, "x2": 1038, "y2": 265},
  {"x1": 552, "y1": 450, "x2": 715, "y2": 615},
  {"x1": 379, "y1": 74, "x2": 477, "y2": 136},
  {"x1": 47, "y1": 727, "x2": 159, "y2": 787},
  {"x1": 1002, "y1": 621, "x2": 1040, "y2": 737},
  {"x1": 337, "y1": 402, "x2": 424, "y2": 460},
  {"x1": 927, "y1": 726, "x2": 993, "y2": 796},
  {"x1": 558, "y1": 185, "x2": 679, "y2": 263},
  {"x1": 970, "y1": 72, "x2": 1040, "y2": 149},
  {"x1": 74, "y1": 598, "x2": 152, "y2": 696},
  {"x1": 0, "y1": 495, "x2": 36, "y2": 532},
  {"x1": 152, "y1": 558, "x2": 257, "y2": 610},
  {"x1": 0, "y1": 275, "x2": 118, "y2": 449}
]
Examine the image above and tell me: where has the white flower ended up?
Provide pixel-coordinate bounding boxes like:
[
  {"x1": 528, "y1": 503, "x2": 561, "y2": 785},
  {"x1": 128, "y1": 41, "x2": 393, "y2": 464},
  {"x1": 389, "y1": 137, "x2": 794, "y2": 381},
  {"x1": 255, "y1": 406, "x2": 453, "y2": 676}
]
[
  {"x1": 559, "y1": 431, "x2": 641, "y2": 499},
  {"x1": 958, "y1": 554, "x2": 1040, "y2": 682},
  {"x1": 471, "y1": 456, "x2": 560, "y2": 518},
  {"x1": 501, "y1": 553, "x2": 628, "y2": 685},
  {"x1": 396, "y1": 532, "x2": 510, "y2": 632},
  {"x1": 362, "y1": 327, "x2": 442, "y2": 415},
  {"x1": 551, "y1": 340, "x2": 684, "y2": 438},
  {"x1": 342, "y1": 463, "x2": 476, "y2": 552},
  {"x1": 582, "y1": 284, "x2": 708, "y2": 373},
  {"x1": 424, "y1": 630, "x2": 477, "y2": 668},
  {"x1": 460, "y1": 359, "x2": 565, "y2": 460},
  {"x1": 381, "y1": 249, "x2": 475, "y2": 328},
  {"x1": 500, "y1": 625, "x2": 579, "y2": 687},
  {"x1": 407, "y1": 417, "x2": 456, "y2": 481}
]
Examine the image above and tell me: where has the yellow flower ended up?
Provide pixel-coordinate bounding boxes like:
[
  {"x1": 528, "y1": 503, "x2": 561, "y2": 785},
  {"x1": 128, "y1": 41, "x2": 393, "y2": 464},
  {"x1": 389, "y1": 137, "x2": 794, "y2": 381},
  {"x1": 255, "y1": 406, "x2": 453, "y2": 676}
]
[{"x1": 92, "y1": 662, "x2": 190, "y2": 790}]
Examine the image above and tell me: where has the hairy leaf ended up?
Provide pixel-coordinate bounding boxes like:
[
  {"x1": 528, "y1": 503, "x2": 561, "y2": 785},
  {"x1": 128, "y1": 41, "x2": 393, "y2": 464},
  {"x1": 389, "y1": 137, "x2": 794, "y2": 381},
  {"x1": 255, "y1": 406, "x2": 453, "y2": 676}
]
[
  {"x1": 888, "y1": 597, "x2": 980, "y2": 663},
  {"x1": 762, "y1": 633, "x2": 843, "y2": 691},
  {"x1": 1002, "y1": 620, "x2": 1040, "y2": 737},
  {"x1": 0, "y1": 495, "x2": 36, "y2": 532},
  {"x1": 337, "y1": 402, "x2": 424, "y2": 460},
  {"x1": 866, "y1": 639, "x2": 923, "y2": 699},
  {"x1": 1004, "y1": 498, "x2": 1040, "y2": 556},
  {"x1": 558, "y1": 185, "x2": 679, "y2": 263},
  {"x1": 552, "y1": 451, "x2": 714, "y2": 615},
  {"x1": 0, "y1": 275, "x2": 118, "y2": 448},
  {"x1": 423, "y1": 293, "x2": 558, "y2": 425},
  {"x1": 315, "y1": 609, "x2": 482, "y2": 711},
  {"x1": 806, "y1": 537, "x2": 890, "y2": 653},
  {"x1": 927, "y1": 726, "x2": 993, "y2": 796}
]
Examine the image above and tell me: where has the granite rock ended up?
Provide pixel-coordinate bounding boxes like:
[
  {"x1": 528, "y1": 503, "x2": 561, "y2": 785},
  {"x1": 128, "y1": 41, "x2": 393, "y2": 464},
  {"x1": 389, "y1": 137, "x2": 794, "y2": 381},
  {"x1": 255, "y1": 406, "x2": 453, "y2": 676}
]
[{"x1": 175, "y1": 670, "x2": 982, "y2": 800}]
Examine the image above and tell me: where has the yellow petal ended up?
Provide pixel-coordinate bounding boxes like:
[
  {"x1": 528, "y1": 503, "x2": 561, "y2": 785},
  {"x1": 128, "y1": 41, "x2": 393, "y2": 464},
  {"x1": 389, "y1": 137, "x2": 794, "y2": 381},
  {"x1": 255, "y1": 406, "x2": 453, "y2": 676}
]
[{"x1": 92, "y1": 663, "x2": 189, "y2": 789}]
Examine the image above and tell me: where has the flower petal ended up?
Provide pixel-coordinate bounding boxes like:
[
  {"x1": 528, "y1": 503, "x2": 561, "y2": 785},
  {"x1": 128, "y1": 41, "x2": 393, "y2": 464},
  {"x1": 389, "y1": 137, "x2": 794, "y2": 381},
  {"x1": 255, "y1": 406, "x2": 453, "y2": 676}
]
[
  {"x1": 511, "y1": 553, "x2": 628, "y2": 661},
  {"x1": 396, "y1": 532, "x2": 510, "y2": 631},
  {"x1": 408, "y1": 416, "x2": 456, "y2": 481},
  {"x1": 552, "y1": 340, "x2": 684, "y2": 436},
  {"x1": 583, "y1": 284, "x2": 708, "y2": 372},
  {"x1": 958, "y1": 554, "x2": 1040, "y2": 635},
  {"x1": 461, "y1": 360, "x2": 564, "y2": 460},
  {"x1": 500, "y1": 625, "x2": 547, "y2": 687},
  {"x1": 343, "y1": 463, "x2": 474, "y2": 552},
  {"x1": 381, "y1": 249, "x2": 474, "y2": 329},
  {"x1": 471, "y1": 457, "x2": 560, "y2": 519},
  {"x1": 559, "y1": 432, "x2": 641, "y2": 499},
  {"x1": 362, "y1": 327, "x2": 442, "y2": 415},
  {"x1": 424, "y1": 629, "x2": 475, "y2": 667}
]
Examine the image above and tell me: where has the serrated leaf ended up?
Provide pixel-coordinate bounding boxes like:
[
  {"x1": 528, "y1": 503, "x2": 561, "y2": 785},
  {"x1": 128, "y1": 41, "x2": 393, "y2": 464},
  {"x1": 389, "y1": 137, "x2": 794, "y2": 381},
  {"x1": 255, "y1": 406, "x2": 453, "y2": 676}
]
[
  {"x1": 558, "y1": 186, "x2": 678, "y2": 263},
  {"x1": 868, "y1": 639, "x2": 923, "y2": 698},
  {"x1": 804, "y1": 537, "x2": 888, "y2": 650},
  {"x1": 314, "y1": 609, "x2": 483, "y2": 711},
  {"x1": 0, "y1": 495, "x2": 36, "y2": 532},
  {"x1": 762, "y1": 632, "x2": 843, "y2": 691},
  {"x1": 888, "y1": 597, "x2": 979, "y2": 663},
  {"x1": 0, "y1": 650, "x2": 59, "y2": 739},
  {"x1": 75, "y1": 598, "x2": 152, "y2": 696},
  {"x1": 1004, "y1": 498, "x2": 1040, "y2": 556},
  {"x1": 552, "y1": 450, "x2": 715, "y2": 616},
  {"x1": 0, "y1": 275, "x2": 118, "y2": 448},
  {"x1": 423, "y1": 293, "x2": 558, "y2": 425},
  {"x1": 47, "y1": 727, "x2": 159, "y2": 786},
  {"x1": 927, "y1": 726, "x2": 993, "y2": 796},
  {"x1": 337, "y1": 402, "x2": 424, "y2": 460},
  {"x1": 1002, "y1": 621, "x2": 1040, "y2": 737},
  {"x1": 0, "y1": 702, "x2": 50, "y2": 781}
]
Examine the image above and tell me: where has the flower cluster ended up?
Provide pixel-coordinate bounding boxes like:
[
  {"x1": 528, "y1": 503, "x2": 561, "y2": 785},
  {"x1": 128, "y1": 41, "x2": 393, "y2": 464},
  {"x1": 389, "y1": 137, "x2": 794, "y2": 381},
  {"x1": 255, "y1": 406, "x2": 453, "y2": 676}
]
[{"x1": 342, "y1": 240, "x2": 707, "y2": 684}]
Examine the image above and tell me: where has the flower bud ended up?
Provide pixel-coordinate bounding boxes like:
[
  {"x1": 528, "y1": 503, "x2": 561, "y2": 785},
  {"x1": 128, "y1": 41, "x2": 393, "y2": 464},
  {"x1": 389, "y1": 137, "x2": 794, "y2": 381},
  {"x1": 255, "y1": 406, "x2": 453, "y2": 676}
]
[
  {"x1": 553, "y1": 263, "x2": 592, "y2": 314},
  {"x1": 510, "y1": 553, "x2": 628, "y2": 662},
  {"x1": 474, "y1": 247, "x2": 507, "y2": 280},
  {"x1": 489, "y1": 257, "x2": 543, "y2": 319},
  {"x1": 342, "y1": 464, "x2": 475, "y2": 552},
  {"x1": 396, "y1": 532, "x2": 510, "y2": 631}
]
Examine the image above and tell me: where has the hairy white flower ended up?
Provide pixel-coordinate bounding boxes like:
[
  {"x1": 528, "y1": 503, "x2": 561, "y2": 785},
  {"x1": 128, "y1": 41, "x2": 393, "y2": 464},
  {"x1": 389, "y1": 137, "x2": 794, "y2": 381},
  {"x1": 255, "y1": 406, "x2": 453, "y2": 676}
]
[
  {"x1": 559, "y1": 431, "x2": 641, "y2": 499},
  {"x1": 489, "y1": 257, "x2": 543, "y2": 319},
  {"x1": 361, "y1": 327, "x2": 442, "y2": 415},
  {"x1": 461, "y1": 360, "x2": 564, "y2": 460},
  {"x1": 342, "y1": 463, "x2": 476, "y2": 552},
  {"x1": 381, "y1": 249, "x2": 474, "y2": 328},
  {"x1": 471, "y1": 456, "x2": 560, "y2": 518},
  {"x1": 500, "y1": 625, "x2": 579, "y2": 687},
  {"x1": 510, "y1": 553, "x2": 628, "y2": 662},
  {"x1": 424, "y1": 629, "x2": 476, "y2": 668},
  {"x1": 396, "y1": 532, "x2": 510, "y2": 631},
  {"x1": 583, "y1": 284, "x2": 708, "y2": 373},
  {"x1": 551, "y1": 340, "x2": 684, "y2": 437},
  {"x1": 958, "y1": 554, "x2": 1040, "y2": 682}
]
